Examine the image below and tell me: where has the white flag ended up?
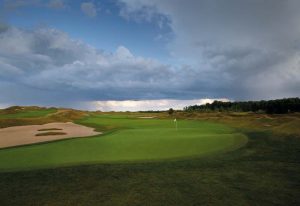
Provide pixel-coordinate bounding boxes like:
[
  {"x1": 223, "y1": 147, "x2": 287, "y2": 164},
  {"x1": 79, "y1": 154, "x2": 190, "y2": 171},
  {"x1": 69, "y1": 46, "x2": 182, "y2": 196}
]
[{"x1": 174, "y1": 119, "x2": 177, "y2": 122}]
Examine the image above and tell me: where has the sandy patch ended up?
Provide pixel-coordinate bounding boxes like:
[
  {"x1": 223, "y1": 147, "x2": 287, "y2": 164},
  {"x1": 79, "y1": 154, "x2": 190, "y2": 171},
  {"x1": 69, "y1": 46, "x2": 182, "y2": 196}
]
[
  {"x1": 0, "y1": 122, "x2": 101, "y2": 148},
  {"x1": 138, "y1": 116, "x2": 156, "y2": 119}
]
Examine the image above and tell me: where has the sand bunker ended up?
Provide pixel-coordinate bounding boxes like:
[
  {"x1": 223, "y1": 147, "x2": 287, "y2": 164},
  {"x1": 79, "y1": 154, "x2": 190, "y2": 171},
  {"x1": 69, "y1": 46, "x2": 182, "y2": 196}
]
[
  {"x1": 0, "y1": 122, "x2": 101, "y2": 148},
  {"x1": 138, "y1": 116, "x2": 156, "y2": 119}
]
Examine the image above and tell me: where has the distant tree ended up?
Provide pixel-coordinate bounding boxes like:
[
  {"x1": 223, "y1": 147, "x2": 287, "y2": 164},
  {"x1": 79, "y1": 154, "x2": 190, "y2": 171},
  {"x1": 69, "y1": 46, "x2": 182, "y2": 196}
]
[
  {"x1": 183, "y1": 98, "x2": 300, "y2": 114},
  {"x1": 168, "y1": 108, "x2": 174, "y2": 115}
]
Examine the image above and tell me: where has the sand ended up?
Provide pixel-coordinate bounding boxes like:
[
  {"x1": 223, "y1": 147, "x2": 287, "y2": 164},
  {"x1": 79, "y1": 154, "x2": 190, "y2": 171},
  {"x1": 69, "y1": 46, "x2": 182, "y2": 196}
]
[
  {"x1": 0, "y1": 122, "x2": 101, "y2": 148},
  {"x1": 138, "y1": 116, "x2": 156, "y2": 119}
]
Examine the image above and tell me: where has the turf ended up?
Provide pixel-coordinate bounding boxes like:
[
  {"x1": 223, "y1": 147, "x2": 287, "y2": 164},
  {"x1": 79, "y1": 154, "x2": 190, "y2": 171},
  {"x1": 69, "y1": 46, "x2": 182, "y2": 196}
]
[
  {"x1": 0, "y1": 112, "x2": 299, "y2": 205},
  {"x1": 0, "y1": 115, "x2": 246, "y2": 171},
  {"x1": 0, "y1": 131, "x2": 298, "y2": 206}
]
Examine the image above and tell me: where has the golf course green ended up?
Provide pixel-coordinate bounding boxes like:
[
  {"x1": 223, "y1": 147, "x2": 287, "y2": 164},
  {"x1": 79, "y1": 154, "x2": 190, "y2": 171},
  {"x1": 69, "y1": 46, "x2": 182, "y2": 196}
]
[{"x1": 0, "y1": 114, "x2": 247, "y2": 171}]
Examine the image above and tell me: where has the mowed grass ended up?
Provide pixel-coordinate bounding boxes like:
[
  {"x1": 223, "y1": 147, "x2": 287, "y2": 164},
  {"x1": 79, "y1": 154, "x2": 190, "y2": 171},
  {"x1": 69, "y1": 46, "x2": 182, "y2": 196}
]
[{"x1": 0, "y1": 115, "x2": 246, "y2": 171}]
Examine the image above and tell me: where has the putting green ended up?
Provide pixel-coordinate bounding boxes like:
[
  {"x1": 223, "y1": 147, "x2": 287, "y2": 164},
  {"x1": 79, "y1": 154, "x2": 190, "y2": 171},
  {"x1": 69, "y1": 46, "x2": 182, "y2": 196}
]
[{"x1": 0, "y1": 115, "x2": 247, "y2": 171}]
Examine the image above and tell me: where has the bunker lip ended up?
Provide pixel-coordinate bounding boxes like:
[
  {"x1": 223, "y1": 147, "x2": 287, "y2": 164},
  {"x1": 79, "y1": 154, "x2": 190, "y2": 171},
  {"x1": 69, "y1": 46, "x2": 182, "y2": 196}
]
[{"x1": 0, "y1": 122, "x2": 101, "y2": 149}]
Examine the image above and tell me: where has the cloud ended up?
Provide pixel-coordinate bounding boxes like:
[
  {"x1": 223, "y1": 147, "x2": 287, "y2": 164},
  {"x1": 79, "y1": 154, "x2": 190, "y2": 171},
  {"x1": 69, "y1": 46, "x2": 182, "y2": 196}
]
[
  {"x1": 2, "y1": 0, "x2": 67, "y2": 11},
  {"x1": 81, "y1": 2, "x2": 98, "y2": 17},
  {"x1": 48, "y1": 0, "x2": 66, "y2": 9},
  {"x1": 0, "y1": 26, "x2": 219, "y2": 108},
  {"x1": 90, "y1": 98, "x2": 229, "y2": 111},
  {"x1": 0, "y1": 103, "x2": 10, "y2": 109},
  {"x1": 1, "y1": 0, "x2": 300, "y2": 111},
  {"x1": 118, "y1": 0, "x2": 300, "y2": 100},
  {"x1": 2, "y1": 0, "x2": 41, "y2": 10}
]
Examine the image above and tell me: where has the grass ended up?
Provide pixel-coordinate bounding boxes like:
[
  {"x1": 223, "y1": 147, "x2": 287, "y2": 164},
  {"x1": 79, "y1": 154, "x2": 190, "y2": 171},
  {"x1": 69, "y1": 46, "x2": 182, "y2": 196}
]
[
  {"x1": 0, "y1": 108, "x2": 57, "y2": 119},
  {"x1": 0, "y1": 110, "x2": 299, "y2": 205},
  {"x1": 0, "y1": 115, "x2": 246, "y2": 171},
  {"x1": 0, "y1": 131, "x2": 298, "y2": 206},
  {"x1": 0, "y1": 108, "x2": 87, "y2": 128}
]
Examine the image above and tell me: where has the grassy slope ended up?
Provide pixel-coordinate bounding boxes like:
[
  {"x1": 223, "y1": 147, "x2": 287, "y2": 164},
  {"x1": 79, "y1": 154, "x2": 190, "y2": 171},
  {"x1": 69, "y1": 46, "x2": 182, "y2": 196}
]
[
  {"x1": 0, "y1": 107, "x2": 87, "y2": 128},
  {"x1": 0, "y1": 115, "x2": 246, "y2": 171},
  {"x1": 0, "y1": 110, "x2": 299, "y2": 205},
  {"x1": 0, "y1": 108, "x2": 56, "y2": 119},
  {"x1": 174, "y1": 111, "x2": 300, "y2": 137}
]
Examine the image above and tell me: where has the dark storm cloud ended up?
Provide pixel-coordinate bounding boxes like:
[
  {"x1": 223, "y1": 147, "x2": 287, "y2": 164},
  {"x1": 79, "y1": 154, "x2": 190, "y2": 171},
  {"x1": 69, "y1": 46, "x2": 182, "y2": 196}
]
[{"x1": 119, "y1": 0, "x2": 300, "y2": 100}]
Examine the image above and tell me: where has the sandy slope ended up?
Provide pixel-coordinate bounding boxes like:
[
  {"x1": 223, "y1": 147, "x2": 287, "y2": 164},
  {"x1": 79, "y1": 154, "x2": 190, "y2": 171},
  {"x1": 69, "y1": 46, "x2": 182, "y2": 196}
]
[{"x1": 0, "y1": 122, "x2": 101, "y2": 148}]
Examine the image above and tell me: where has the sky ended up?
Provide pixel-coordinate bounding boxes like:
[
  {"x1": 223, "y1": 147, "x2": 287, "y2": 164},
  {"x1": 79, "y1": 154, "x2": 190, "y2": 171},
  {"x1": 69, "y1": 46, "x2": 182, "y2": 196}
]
[{"x1": 0, "y1": 0, "x2": 299, "y2": 111}]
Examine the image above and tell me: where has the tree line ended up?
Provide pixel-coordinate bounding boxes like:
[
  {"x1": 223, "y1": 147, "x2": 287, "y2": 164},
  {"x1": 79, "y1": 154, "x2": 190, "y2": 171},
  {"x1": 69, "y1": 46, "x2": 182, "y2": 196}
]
[{"x1": 183, "y1": 98, "x2": 300, "y2": 114}]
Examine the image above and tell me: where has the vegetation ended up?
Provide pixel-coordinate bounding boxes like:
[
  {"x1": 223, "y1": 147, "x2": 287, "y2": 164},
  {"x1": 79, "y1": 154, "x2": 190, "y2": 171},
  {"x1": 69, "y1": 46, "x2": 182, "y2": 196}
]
[
  {"x1": 0, "y1": 107, "x2": 299, "y2": 205},
  {"x1": 184, "y1": 97, "x2": 300, "y2": 114},
  {"x1": 0, "y1": 107, "x2": 57, "y2": 119},
  {"x1": 0, "y1": 129, "x2": 299, "y2": 206},
  {"x1": 168, "y1": 108, "x2": 174, "y2": 115},
  {"x1": 0, "y1": 107, "x2": 87, "y2": 128},
  {"x1": 0, "y1": 115, "x2": 246, "y2": 171}
]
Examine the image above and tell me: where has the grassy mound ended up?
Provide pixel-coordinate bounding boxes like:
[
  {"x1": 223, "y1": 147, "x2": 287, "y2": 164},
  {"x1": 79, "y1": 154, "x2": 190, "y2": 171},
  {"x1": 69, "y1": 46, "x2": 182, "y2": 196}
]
[
  {"x1": 0, "y1": 108, "x2": 88, "y2": 128},
  {"x1": 0, "y1": 107, "x2": 56, "y2": 119}
]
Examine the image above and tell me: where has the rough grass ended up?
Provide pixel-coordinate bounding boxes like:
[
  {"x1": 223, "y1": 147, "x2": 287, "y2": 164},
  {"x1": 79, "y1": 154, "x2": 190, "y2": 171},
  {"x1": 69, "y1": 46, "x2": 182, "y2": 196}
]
[
  {"x1": 0, "y1": 108, "x2": 57, "y2": 119},
  {"x1": 0, "y1": 108, "x2": 88, "y2": 128},
  {"x1": 172, "y1": 111, "x2": 300, "y2": 137},
  {"x1": 35, "y1": 132, "x2": 67, "y2": 136}
]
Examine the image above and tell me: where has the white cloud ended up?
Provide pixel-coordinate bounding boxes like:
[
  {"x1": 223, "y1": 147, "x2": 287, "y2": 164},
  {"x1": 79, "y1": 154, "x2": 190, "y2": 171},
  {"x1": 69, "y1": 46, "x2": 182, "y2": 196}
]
[
  {"x1": 90, "y1": 98, "x2": 229, "y2": 111},
  {"x1": 115, "y1": 46, "x2": 134, "y2": 59},
  {"x1": 81, "y1": 2, "x2": 98, "y2": 17}
]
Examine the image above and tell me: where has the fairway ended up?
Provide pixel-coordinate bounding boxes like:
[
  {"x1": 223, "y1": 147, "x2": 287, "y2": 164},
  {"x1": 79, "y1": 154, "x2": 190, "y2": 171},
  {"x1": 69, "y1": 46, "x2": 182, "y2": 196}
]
[{"x1": 0, "y1": 115, "x2": 247, "y2": 171}]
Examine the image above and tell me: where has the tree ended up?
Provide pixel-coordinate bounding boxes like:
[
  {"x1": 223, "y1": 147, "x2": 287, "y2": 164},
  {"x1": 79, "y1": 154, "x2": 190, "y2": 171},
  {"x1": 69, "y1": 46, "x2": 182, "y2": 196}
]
[
  {"x1": 168, "y1": 108, "x2": 174, "y2": 115},
  {"x1": 183, "y1": 98, "x2": 300, "y2": 114}
]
